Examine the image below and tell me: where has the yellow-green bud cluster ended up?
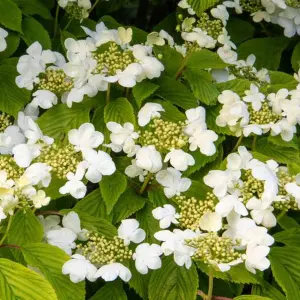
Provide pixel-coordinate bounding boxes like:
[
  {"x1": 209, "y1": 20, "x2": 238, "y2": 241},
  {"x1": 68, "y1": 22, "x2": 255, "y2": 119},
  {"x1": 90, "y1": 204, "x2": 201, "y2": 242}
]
[
  {"x1": 186, "y1": 232, "x2": 242, "y2": 265},
  {"x1": 93, "y1": 42, "x2": 136, "y2": 76},
  {"x1": 65, "y1": 2, "x2": 88, "y2": 20},
  {"x1": 0, "y1": 156, "x2": 24, "y2": 180},
  {"x1": 240, "y1": 0, "x2": 264, "y2": 13},
  {"x1": 197, "y1": 13, "x2": 223, "y2": 40},
  {"x1": 77, "y1": 233, "x2": 133, "y2": 265},
  {"x1": 248, "y1": 102, "x2": 281, "y2": 125},
  {"x1": 176, "y1": 194, "x2": 216, "y2": 230},
  {"x1": 15, "y1": 189, "x2": 32, "y2": 210},
  {"x1": 229, "y1": 65, "x2": 267, "y2": 86},
  {"x1": 273, "y1": 169, "x2": 299, "y2": 211},
  {"x1": 241, "y1": 170, "x2": 264, "y2": 203},
  {"x1": 286, "y1": 0, "x2": 300, "y2": 8},
  {"x1": 37, "y1": 143, "x2": 82, "y2": 179},
  {"x1": 0, "y1": 113, "x2": 13, "y2": 132},
  {"x1": 37, "y1": 69, "x2": 73, "y2": 94},
  {"x1": 139, "y1": 118, "x2": 188, "y2": 152}
]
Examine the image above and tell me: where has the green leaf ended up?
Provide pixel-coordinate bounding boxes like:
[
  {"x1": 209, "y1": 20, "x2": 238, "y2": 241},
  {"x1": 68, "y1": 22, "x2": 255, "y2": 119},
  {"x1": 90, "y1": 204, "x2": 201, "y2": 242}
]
[
  {"x1": 133, "y1": 81, "x2": 159, "y2": 107},
  {"x1": 273, "y1": 228, "x2": 300, "y2": 247},
  {"x1": 288, "y1": 163, "x2": 300, "y2": 176},
  {"x1": 186, "y1": 49, "x2": 228, "y2": 70},
  {"x1": 268, "y1": 135, "x2": 299, "y2": 149},
  {"x1": 238, "y1": 37, "x2": 289, "y2": 70},
  {"x1": 184, "y1": 69, "x2": 219, "y2": 106},
  {"x1": 13, "y1": 0, "x2": 52, "y2": 20},
  {"x1": 234, "y1": 296, "x2": 272, "y2": 300},
  {"x1": 104, "y1": 97, "x2": 136, "y2": 125},
  {"x1": 227, "y1": 18, "x2": 255, "y2": 44},
  {"x1": 74, "y1": 188, "x2": 111, "y2": 221},
  {"x1": 187, "y1": 0, "x2": 218, "y2": 15},
  {"x1": 292, "y1": 41, "x2": 300, "y2": 71},
  {"x1": 196, "y1": 261, "x2": 259, "y2": 284},
  {"x1": 100, "y1": 171, "x2": 127, "y2": 214},
  {"x1": 258, "y1": 278, "x2": 286, "y2": 300},
  {"x1": 0, "y1": 258, "x2": 57, "y2": 300},
  {"x1": 277, "y1": 214, "x2": 300, "y2": 229},
  {"x1": 8, "y1": 210, "x2": 43, "y2": 245},
  {"x1": 156, "y1": 76, "x2": 197, "y2": 110},
  {"x1": 216, "y1": 79, "x2": 252, "y2": 96},
  {"x1": 22, "y1": 17, "x2": 51, "y2": 49},
  {"x1": 153, "y1": 100, "x2": 185, "y2": 122},
  {"x1": 22, "y1": 243, "x2": 85, "y2": 300},
  {"x1": 0, "y1": 0, "x2": 22, "y2": 32},
  {"x1": 112, "y1": 188, "x2": 146, "y2": 224},
  {"x1": 269, "y1": 246, "x2": 300, "y2": 300},
  {"x1": 0, "y1": 33, "x2": 20, "y2": 61},
  {"x1": 0, "y1": 64, "x2": 30, "y2": 117},
  {"x1": 37, "y1": 104, "x2": 90, "y2": 139},
  {"x1": 148, "y1": 188, "x2": 168, "y2": 206},
  {"x1": 89, "y1": 281, "x2": 127, "y2": 300},
  {"x1": 267, "y1": 71, "x2": 298, "y2": 92},
  {"x1": 148, "y1": 257, "x2": 198, "y2": 300}
]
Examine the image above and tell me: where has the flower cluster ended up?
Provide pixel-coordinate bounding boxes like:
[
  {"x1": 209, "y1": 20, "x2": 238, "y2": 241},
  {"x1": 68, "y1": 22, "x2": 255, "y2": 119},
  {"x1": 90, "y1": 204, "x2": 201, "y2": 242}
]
[{"x1": 58, "y1": 0, "x2": 92, "y2": 20}]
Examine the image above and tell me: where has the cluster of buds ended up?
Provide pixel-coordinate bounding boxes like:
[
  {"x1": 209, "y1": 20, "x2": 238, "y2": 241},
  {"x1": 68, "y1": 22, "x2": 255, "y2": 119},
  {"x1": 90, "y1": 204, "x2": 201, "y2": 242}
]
[
  {"x1": 286, "y1": 0, "x2": 300, "y2": 8},
  {"x1": 241, "y1": 170, "x2": 264, "y2": 203},
  {"x1": 248, "y1": 102, "x2": 281, "y2": 125},
  {"x1": 197, "y1": 13, "x2": 223, "y2": 40},
  {"x1": 239, "y1": 0, "x2": 264, "y2": 13},
  {"x1": 0, "y1": 156, "x2": 24, "y2": 180},
  {"x1": 176, "y1": 194, "x2": 216, "y2": 230},
  {"x1": 37, "y1": 143, "x2": 82, "y2": 179},
  {"x1": 64, "y1": 2, "x2": 90, "y2": 20},
  {"x1": 0, "y1": 113, "x2": 12, "y2": 132},
  {"x1": 77, "y1": 233, "x2": 133, "y2": 265},
  {"x1": 139, "y1": 119, "x2": 188, "y2": 152}
]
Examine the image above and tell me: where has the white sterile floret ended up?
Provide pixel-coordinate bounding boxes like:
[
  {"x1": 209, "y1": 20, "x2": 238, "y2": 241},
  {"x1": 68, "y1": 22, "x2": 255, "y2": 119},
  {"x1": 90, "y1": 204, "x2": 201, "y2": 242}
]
[
  {"x1": 245, "y1": 244, "x2": 270, "y2": 274},
  {"x1": 217, "y1": 44, "x2": 238, "y2": 64},
  {"x1": 24, "y1": 163, "x2": 52, "y2": 187},
  {"x1": 31, "y1": 190, "x2": 51, "y2": 209},
  {"x1": 267, "y1": 88, "x2": 289, "y2": 114},
  {"x1": 152, "y1": 204, "x2": 180, "y2": 229},
  {"x1": 31, "y1": 90, "x2": 58, "y2": 109},
  {"x1": 125, "y1": 159, "x2": 148, "y2": 182},
  {"x1": 118, "y1": 219, "x2": 146, "y2": 246},
  {"x1": 68, "y1": 123, "x2": 104, "y2": 152},
  {"x1": 83, "y1": 149, "x2": 116, "y2": 183},
  {"x1": 199, "y1": 211, "x2": 222, "y2": 232},
  {"x1": 135, "y1": 145, "x2": 162, "y2": 173},
  {"x1": 133, "y1": 243, "x2": 162, "y2": 274},
  {"x1": 62, "y1": 254, "x2": 97, "y2": 283},
  {"x1": 211, "y1": 4, "x2": 229, "y2": 24},
  {"x1": 216, "y1": 194, "x2": 248, "y2": 217},
  {"x1": 164, "y1": 149, "x2": 195, "y2": 171},
  {"x1": 156, "y1": 168, "x2": 191, "y2": 198},
  {"x1": 94, "y1": 262, "x2": 132, "y2": 282},
  {"x1": 38, "y1": 215, "x2": 61, "y2": 237},
  {"x1": 106, "y1": 122, "x2": 139, "y2": 155},
  {"x1": 138, "y1": 103, "x2": 165, "y2": 127},
  {"x1": 246, "y1": 197, "x2": 276, "y2": 228},
  {"x1": 59, "y1": 162, "x2": 87, "y2": 199},
  {"x1": 64, "y1": 38, "x2": 96, "y2": 63},
  {"x1": 12, "y1": 144, "x2": 42, "y2": 168},
  {"x1": 184, "y1": 106, "x2": 206, "y2": 136},
  {"x1": 118, "y1": 27, "x2": 133, "y2": 45},
  {"x1": 226, "y1": 146, "x2": 253, "y2": 171},
  {"x1": 243, "y1": 84, "x2": 265, "y2": 111},
  {"x1": 178, "y1": 0, "x2": 196, "y2": 15},
  {"x1": 285, "y1": 182, "x2": 300, "y2": 208},
  {"x1": 0, "y1": 126, "x2": 26, "y2": 155},
  {"x1": 0, "y1": 27, "x2": 8, "y2": 52},
  {"x1": 182, "y1": 28, "x2": 216, "y2": 49}
]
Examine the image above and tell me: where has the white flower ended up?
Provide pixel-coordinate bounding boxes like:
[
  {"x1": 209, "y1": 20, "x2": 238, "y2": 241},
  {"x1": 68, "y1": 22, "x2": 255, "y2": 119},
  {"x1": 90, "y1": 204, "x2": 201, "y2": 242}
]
[
  {"x1": 211, "y1": 4, "x2": 229, "y2": 24},
  {"x1": 133, "y1": 243, "x2": 162, "y2": 274},
  {"x1": 31, "y1": 190, "x2": 51, "y2": 208},
  {"x1": 38, "y1": 215, "x2": 61, "y2": 237},
  {"x1": 125, "y1": 159, "x2": 147, "y2": 182},
  {"x1": 64, "y1": 38, "x2": 95, "y2": 63},
  {"x1": 243, "y1": 84, "x2": 265, "y2": 111},
  {"x1": 62, "y1": 254, "x2": 97, "y2": 283},
  {"x1": 184, "y1": 106, "x2": 207, "y2": 136},
  {"x1": 0, "y1": 126, "x2": 25, "y2": 155},
  {"x1": 217, "y1": 44, "x2": 238, "y2": 64},
  {"x1": 246, "y1": 197, "x2": 276, "y2": 228},
  {"x1": 118, "y1": 219, "x2": 146, "y2": 246},
  {"x1": 0, "y1": 207, "x2": 7, "y2": 223},
  {"x1": 226, "y1": 146, "x2": 253, "y2": 171},
  {"x1": 62, "y1": 211, "x2": 88, "y2": 241},
  {"x1": 245, "y1": 244, "x2": 270, "y2": 274},
  {"x1": 199, "y1": 212, "x2": 222, "y2": 232},
  {"x1": 164, "y1": 149, "x2": 195, "y2": 171},
  {"x1": 156, "y1": 168, "x2": 191, "y2": 198},
  {"x1": 152, "y1": 204, "x2": 180, "y2": 229},
  {"x1": 146, "y1": 32, "x2": 165, "y2": 46},
  {"x1": 12, "y1": 144, "x2": 42, "y2": 168},
  {"x1": 31, "y1": 90, "x2": 58, "y2": 109},
  {"x1": 83, "y1": 149, "x2": 116, "y2": 183},
  {"x1": 46, "y1": 228, "x2": 77, "y2": 255},
  {"x1": 59, "y1": 163, "x2": 87, "y2": 199},
  {"x1": 138, "y1": 103, "x2": 165, "y2": 127},
  {"x1": 285, "y1": 182, "x2": 300, "y2": 208},
  {"x1": 68, "y1": 123, "x2": 104, "y2": 152},
  {"x1": 216, "y1": 194, "x2": 248, "y2": 217},
  {"x1": 0, "y1": 27, "x2": 8, "y2": 52},
  {"x1": 118, "y1": 27, "x2": 133, "y2": 45},
  {"x1": 94, "y1": 263, "x2": 132, "y2": 282},
  {"x1": 24, "y1": 163, "x2": 52, "y2": 187},
  {"x1": 178, "y1": 0, "x2": 195, "y2": 15},
  {"x1": 267, "y1": 88, "x2": 289, "y2": 114},
  {"x1": 136, "y1": 146, "x2": 162, "y2": 173},
  {"x1": 182, "y1": 28, "x2": 216, "y2": 48}
]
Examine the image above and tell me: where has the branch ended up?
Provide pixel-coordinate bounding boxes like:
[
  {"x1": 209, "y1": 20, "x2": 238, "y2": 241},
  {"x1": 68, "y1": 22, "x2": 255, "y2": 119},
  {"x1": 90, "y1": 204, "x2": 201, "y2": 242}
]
[
  {"x1": 0, "y1": 244, "x2": 21, "y2": 249},
  {"x1": 36, "y1": 210, "x2": 63, "y2": 216},
  {"x1": 197, "y1": 291, "x2": 232, "y2": 300}
]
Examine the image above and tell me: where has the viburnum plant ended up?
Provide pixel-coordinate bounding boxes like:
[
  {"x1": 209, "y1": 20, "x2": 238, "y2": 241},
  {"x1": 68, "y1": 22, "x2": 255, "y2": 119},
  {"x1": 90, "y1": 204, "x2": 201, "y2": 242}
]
[{"x1": 1, "y1": 0, "x2": 300, "y2": 300}]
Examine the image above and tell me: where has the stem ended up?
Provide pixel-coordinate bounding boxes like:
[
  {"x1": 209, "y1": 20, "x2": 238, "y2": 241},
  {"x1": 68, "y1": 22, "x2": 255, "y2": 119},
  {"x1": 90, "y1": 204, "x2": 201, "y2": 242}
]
[
  {"x1": 36, "y1": 210, "x2": 63, "y2": 216},
  {"x1": 0, "y1": 244, "x2": 20, "y2": 250},
  {"x1": 139, "y1": 173, "x2": 152, "y2": 195},
  {"x1": 63, "y1": 17, "x2": 74, "y2": 32},
  {"x1": 277, "y1": 210, "x2": 286, "y2": 221},
  {"x1": 175, "y1": 44, "x2": 196, "y2": 80},
  {"x1": 0, "y1": 214, "x2": 13, "y2": 246},
  {"x1": 53, "y1": 4, "x2": 59, "y2": 38},
  {"x1": 89, "y1": 0, "x2": 101, "y2": 14},
  {"x1": 231, "y1": 135, "x2": 243, "y2": 153},
  {"x1": 207, "y1": 268, "x2": 214, "y2": 300},
  {"x1": 125, "y1": 88, "x2": 130, "y2": 99},
  {"x1": 198, "y1": 290, "x2": 207, "y2": 299},
  {"x1": 252, "y1": 135, "x2": 257, "y2": 151},
  {"x1": 197, "y1": 291, "x2": 233, "y2": 300},
  {"x1": 106, "y1": 83, "x2": 111, "y2": 104}
]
